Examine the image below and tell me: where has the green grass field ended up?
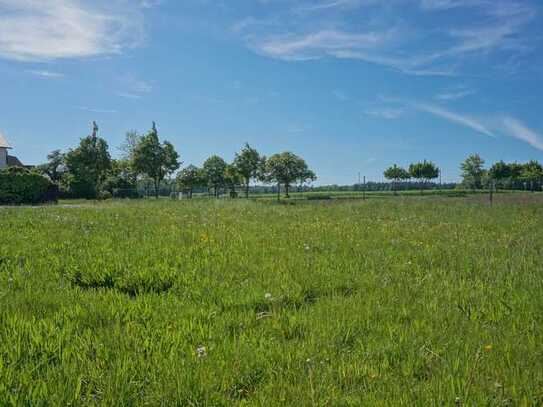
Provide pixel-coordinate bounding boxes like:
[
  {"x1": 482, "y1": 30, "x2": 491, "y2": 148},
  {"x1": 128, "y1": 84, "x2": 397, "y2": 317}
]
[{"x1": 1, "y1": 196, "x2": 542, "y2": 405}]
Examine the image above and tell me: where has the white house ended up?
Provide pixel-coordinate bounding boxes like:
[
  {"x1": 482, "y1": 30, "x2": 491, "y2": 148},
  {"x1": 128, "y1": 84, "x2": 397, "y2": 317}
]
[{"x1": 0, "y1": 132, "x2": 23, "y2": 169}]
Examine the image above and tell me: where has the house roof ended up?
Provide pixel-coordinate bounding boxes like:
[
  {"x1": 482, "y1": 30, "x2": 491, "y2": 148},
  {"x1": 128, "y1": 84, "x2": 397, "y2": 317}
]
[
  {"x1": 7, "y1": 155, "x2": 24, "y2": 167},
  {"x1": 0, "y1": 132, "x2": 12, "y2": 149}
]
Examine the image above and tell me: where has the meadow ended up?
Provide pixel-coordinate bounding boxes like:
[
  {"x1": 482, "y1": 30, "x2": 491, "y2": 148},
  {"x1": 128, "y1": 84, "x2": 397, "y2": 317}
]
[{"x1": 1, "y1": 195, "x2": 542, "y2": 405}]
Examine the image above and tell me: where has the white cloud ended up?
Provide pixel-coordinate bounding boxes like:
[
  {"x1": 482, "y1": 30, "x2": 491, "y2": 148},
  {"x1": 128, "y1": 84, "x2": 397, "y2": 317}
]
[
  {"x1": 295, "y1": 0, "x2": 378, "y2": 12},
  {"x1": 332, "y1": 90, "x2": 350, "y2": 101},
  {"x1": 26, "y1": 69, "x2": 64, "y2": 78},
  {"x1": 0, "y1": 0, "x2": 148, "y2": 61},
  {"x1": 419, "y1": 0, "x2": 487, "y2": 11},
  {"x1": 365, "y1": 108, "x2": 404, "y2": 120},
  {"x1": 236, "y1": 0, "x2": 537, "y2": 76},
  {"x1": 435, "y1": 88, "x2": 475, "y2": 101},
  {"x1": 413, "y1": 103, "x2": 495, "y2": 137},
  {"x1": 254, "y1": 29, "x2": 394, "y2": 61},
  {"x1": 502, "y1": 117, "x2": 543, "y2": 151},
  {"x1": 75, "y1": 106, "x2": 118, "y2": 114},
  {"x1": 115, "y1": 92, "x2": 142, "y2": 100}
]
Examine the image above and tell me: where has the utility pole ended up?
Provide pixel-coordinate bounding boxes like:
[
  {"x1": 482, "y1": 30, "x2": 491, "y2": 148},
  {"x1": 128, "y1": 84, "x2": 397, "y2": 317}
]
[{"x1": 363, "y1": 176, "x2": 366, "y2": 201}]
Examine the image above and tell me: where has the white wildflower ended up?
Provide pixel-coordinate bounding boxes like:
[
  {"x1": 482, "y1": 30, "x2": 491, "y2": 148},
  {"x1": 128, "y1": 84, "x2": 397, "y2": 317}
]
[{"x1": 196, "y1": 345, "x2": 207, "y2": 358}]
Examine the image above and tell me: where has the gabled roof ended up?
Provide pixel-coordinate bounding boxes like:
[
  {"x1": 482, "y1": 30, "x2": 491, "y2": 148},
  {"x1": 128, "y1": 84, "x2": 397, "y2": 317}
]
[{"x1": 0, "y1": 132, "x2": 12, "y2": 149}]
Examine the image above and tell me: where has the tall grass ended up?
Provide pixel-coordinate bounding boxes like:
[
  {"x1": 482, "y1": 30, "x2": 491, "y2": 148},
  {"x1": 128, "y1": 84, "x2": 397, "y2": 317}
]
[{"x1": 1, "y1": 197, "x2": 542, "y2": 405}]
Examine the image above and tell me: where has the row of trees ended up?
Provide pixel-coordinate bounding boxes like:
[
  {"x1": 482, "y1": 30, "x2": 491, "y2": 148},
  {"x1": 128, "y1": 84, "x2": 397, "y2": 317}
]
[
  {"x1": 383, "y1": 160, "x2": 440, "y2": 194},
  {"x1": 39, "y1": 123, "x2": 316, "y2": 199},
  {"x1": 39, "y1": 122, "x2": 179, "y2": 199},
  {"x1": 460, "y1": 154, "x2": 543, "y2": 191},
  {"x1": 177, "y1": 147, "x2": 316, "y2": 199}
]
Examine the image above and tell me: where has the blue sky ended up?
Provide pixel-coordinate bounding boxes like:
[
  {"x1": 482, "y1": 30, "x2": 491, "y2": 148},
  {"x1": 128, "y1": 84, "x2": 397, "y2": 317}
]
[{"x1": 0, "y1": 0, "x2": 542, "y2": 184}]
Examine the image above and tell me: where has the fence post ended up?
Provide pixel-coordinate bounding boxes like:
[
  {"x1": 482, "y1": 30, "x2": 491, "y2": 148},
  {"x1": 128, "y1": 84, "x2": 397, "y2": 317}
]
[{"x1": 489, "y1": 179, "x2": 494, "y2": 206}]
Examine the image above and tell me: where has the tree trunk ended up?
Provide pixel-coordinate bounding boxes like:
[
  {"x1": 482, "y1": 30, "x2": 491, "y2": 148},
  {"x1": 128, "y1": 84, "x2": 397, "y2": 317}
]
[
  {"x1": 154, "y1": 179, "x2": 160, "y2": 199},
  {"x1": 277, "y1": 183, "x2": 280, "y2": 201},
  {"x1": 285, "y1": 184, "x2": 290, "y2": 198},
  {"x1": 245, "y1": 179, "x2": 250, "y2": 199}
]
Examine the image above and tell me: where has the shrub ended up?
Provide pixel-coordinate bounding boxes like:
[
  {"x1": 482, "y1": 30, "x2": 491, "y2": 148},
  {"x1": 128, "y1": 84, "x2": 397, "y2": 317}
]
[
  {"x1": 0, "y1": 167, "x2": 58, "y2": 205},
  {"x1": 306, "y1": 194, "x2": 332, "y2": 200},
  {"x1": 61, "y1": 173, "x2": 97, "y2": 199},
  {"x1": 98, "y1": 190, "x2": 113, "y2": 200}
]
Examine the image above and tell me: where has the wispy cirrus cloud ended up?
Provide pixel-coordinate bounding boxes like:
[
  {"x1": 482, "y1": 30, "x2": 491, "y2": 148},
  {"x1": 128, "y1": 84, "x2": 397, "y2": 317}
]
[
  {"x1": 413, "y1": 103, "x2": 495, "y2": 137},
  {"x1": 252, "y1": 29, "x2": 395, "y2": 61},
  {"x1": 405, "y1": 101, "x2": 543, "y2": 151},
  {"x1": 435, "y1": 87, "x2": 475, "y2": 101},
  {"x1": 364, "y1": 108, "x2": 404, "y2": 120},
  {"x1": 75, "y1": 106, "x2": 117, "y2": 114},
  {"x1": 0, "y1": 0, "x2": 155, "y2": 62},
  {"x1": 502, "y1": 117, "x2": 543, "y2": 151},
  {"x1": 115, "y1": 74, "x2": 154, "y2": 99},
  {"x1": 26, "y1": 69, "x2": 64, "y2": 78},
  {"x1": 235, "y1": 0, "x2": 537, "y2": 76}
]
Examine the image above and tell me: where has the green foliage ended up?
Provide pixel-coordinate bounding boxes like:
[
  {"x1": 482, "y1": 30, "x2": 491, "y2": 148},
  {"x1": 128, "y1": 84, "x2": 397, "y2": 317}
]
[
  {"x1": 521, "y1": 160, "x2": 543, "y2": 190},
  {"x1": 233, "y1": 143, "x2": 261, "y2": 197},
  {"x1": 176, "y1": 165, "x2": 205, "y2": 198},
  {"x1": 488, "y1": 161, "x2": 511, "y2": 182},
  {"x1": 262, "y1": 152, "x2": 316, "y2": 198},
  {"x1": 224, "y1": 164, "x2": 243, "y2": 198},
  {"x1": 460, "y1": 154, "x2": 486, "y2": 190},
  {"x1": 409, "y1": 160, "x2": 440, "y2": 194},
  {"x1": 102, "y1": 159, "x2": 140, "y2": 198},
  {"x1": 0, "y1": 167, "x2": 57, "y2": 204},
  {"x1": 1, "y1": 198, "x2": 543, "y2": 404},
  {"x1": 64, "y1": 127, "x2": 112, "y2": 199},
  {"x1": 133, "y1": 124, "x2": 180, "y2": 198},
  {"x1": 486, "y1": 160, "x2": 543, "y2": 191},
  {"x1": 37, "y1": 150, "x2": 66, "y2": 183},
  {"x1": 119, "y1": 131, "x2": 141, "y2": 162},
  {"x1": 203, "y1": 155, "x2": 227, "y2": 197},
  {"x1": 384, "y1": 164, "x2": 410, "y2": 194}
]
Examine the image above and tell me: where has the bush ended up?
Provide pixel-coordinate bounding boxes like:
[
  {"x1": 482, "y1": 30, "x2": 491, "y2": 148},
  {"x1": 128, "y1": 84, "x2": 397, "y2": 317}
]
[
  {"x1": 0, "y1": 167, "x2": 58, "y2": 205},
  {"x1": 112, "y1": 189, "x2": 142, "y2": 199},
  {"x1": 306, "y1": 194, "x2": 332, "y2": 200},
  {"x1": 61, "y1": 173, "x2": 97, "y2": 199},
  {"x1": 98, "y1": 190, "x2": 113, "y2": 200}
]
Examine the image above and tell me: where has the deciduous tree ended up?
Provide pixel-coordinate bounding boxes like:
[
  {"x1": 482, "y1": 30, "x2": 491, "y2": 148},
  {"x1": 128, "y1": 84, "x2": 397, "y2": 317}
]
[
  {"x1": 460, "y1": 154, "x2": 486, "y2": 190},
  {"x1": 133, "y1": 123, "x2": 180, "y2": 198},
  {"x1": 38, "y1": 150, "x2": 66, "y2": 183},
  {"x1": 409, "y1": 160, "x2": 439, "y2": 195},
  {"x1": 64, "y1": 122, "x2": 111, "y2": 198},
  {"x1": 203, "y1": 155, "x2": 227, "y2": 197},
  {"x1": 384, "y1": 164, "x2": 410, "y2": 195},
  {"x1": 176, "y1": 165, "x2": 204, "y2": 198},
  {"x1": 263, "y1": 152, "x2": 316, "y2": 199},
  {"x1": 233, "y1": 143, "x2": 261, "y2": 198}
]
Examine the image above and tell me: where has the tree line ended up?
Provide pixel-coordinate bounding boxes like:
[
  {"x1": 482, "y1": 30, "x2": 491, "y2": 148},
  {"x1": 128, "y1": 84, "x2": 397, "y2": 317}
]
[
  {"x1": 382, "y1": 155, "x2": 543, "y2": 194},
  {"x1": 383, "y1": 161, "x2": 440, "y2": 194},
  {"x1": 38, "y1": 122, "x2": 316, "y2": 199},
  {"x1": 460, "y1": 154, "x2": 543, "y2": 191}
]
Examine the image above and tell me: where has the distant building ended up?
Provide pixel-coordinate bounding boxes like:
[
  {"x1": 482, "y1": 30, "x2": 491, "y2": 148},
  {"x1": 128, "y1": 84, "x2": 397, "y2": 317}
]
[{"x1": 0, "y1": 132, "x2": 24, "y2": 169}]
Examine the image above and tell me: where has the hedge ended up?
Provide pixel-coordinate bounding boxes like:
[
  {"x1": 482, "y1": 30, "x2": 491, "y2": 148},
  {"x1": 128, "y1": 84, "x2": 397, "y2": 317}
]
[{"x1": 0, "y1": 167, "x2": 58, "y2": 205}]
